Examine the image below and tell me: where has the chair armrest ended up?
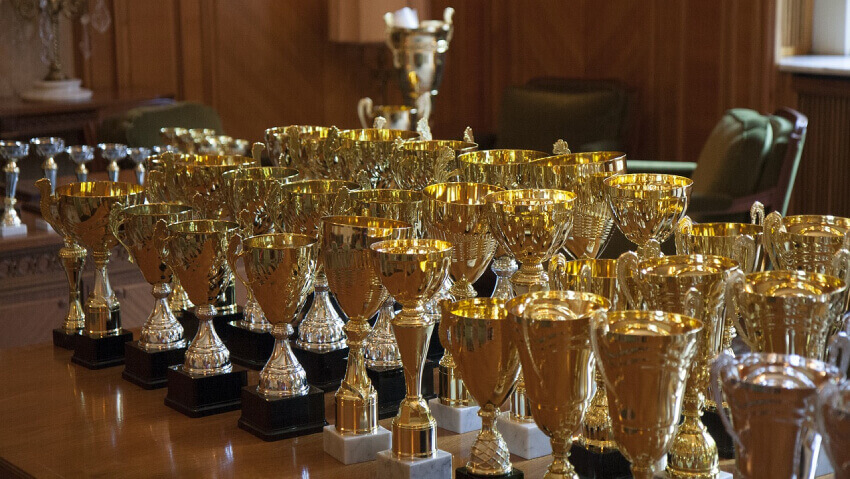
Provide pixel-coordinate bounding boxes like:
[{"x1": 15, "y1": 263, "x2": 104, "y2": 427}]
[{"x1": 626, "y1": 160, "x2": 697, "y2": 177}]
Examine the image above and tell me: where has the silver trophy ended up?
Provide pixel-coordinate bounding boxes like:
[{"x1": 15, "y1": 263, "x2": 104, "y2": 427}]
[
  {"x1": 67, "y1": 145, "x2": 95, "y2": 182},
  {"x1": 127, "y1": 147, "x2": 151, "y2": 185},
  {"x1": 0, "y1": 141, "x2": 30, "y2": 237},
  {"x1": 98, "y1": 143, "x2": 128, "y2": 182},
  {"x1": 32, "y1": 137, "x2": 65, "y2": 195}
]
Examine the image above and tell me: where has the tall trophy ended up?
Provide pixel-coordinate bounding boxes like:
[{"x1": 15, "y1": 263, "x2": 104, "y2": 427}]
[
  {"x1": 98, "y1": 143, "x2": 128, "y2": 182},
  {"x1": 0, "y1": 141, "x2": 29, "y2": 238},
  {"x1": 279, "y1": 180, "x2": 359, "y2": 391},
  {"x1": 31, "y1": 136, "x2": 64, "y2": 232},
  {"x1": 508, "y1": 290, "x2": 611, "y2": 479},
  {"x1": 111, "y1": 203, "x2": 193, "y2": 388},
  {"x1": 712, "y1": 352, "x2": 841, "y2": 479},
  {"x1": 66, "y1": 145, "x2": 94, "y2": 182},
  {"x1": 591, "y1": 310, "x2": 702, "y2": 479},
  {"x1": 55, "y1": 181, "x2": 145, "y2": 367},
  {"x1": 371, "y1": 238, "x2": 454, "y2": 477},
  {"x1": 158, "y1": 219, "x2": 248, "y2": 417},
  {"x1": 36, "y1": 179, "x2": 86, "y2": 348},
  {"x1": 232, "y1": 233, "x2": 327, "y2": 441},
  {"x1": 321, "y1": 215, "x2": 412, "y2": 465},
  {"x1": 442, "y1": 297, "x2": 522, "y2": 479}
]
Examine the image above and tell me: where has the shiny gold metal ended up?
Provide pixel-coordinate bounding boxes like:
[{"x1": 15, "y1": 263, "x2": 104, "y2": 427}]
[
  {"x1": 358, "y1": 99, "x2": 417, "y2": 130},
  {"x1": 265, "y1": 125, "x2": 330, "y2": 177},
  {"x1": 727, "y1": 270, "x2": 847, "y2": 360},
  {"x1": 443, "y1": 298, "x2": 521, "y2": 475},
  {"x1": 390, "y1": 139, "x2": 477, "y2": 191},
  {"x1": 321, "y1": 216, "x2": 412, "y2": 435},
  {"x1": 158, "y1": 219, "x2": 239, "y2": 375},
  {"x1": 591, "y1": 310, "x2": 702, "y2": 479},
  {"x1": 334, "y1": 129, "x2": 419, "y2": 188},
  {"x1": 531, "y1": 151, "x2": 627, "y2": 259},
  {"x1": 170, "y1": 154, "x2": 259, "y2": 218},
  {"x1": 159, "y1": 127, "x2": 190, "y2": 152},
  {"x1": 676, "y1": 212, "x2": 765, "y2": 274},
  {"x1": 371, "y1": 238, "x2": 452, "y2": 458},
  {"x1": 110, "y1": 203, "x2": 193, "y2": 351},
  {"x1": 507, "y1": 290, "x2": 610, "y2": 479},
  {"x1": 604, "y1": 173, "x2": 693, "y2": 259},
  {"x1": 457, "y1": 149, "x2": 548, "y2": 190},
  {"x1": 230, "y1": 233, "x2": 318, "y2": 397},
  {"x1": 485, "y1": 189, "x2": 576, "y2": 296},
  {"x1": 764, "y1": 212, "x2": 850, "y2": 288},
  {"x1": 53, "y1": 181, "x2": 145, "y2": 336}
]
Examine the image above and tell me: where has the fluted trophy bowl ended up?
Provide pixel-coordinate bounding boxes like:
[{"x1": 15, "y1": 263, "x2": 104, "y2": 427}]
[
  {"x1": 336, "y1": 128, "x2": 419, "y2": 188},
  {"x1": 508, "y1": 290, "x2": 610, "y2": 479},
  {"x1": 170, "y1": 153, "x2": 259, "y2": 218},
  {"x1": 764, "y1": 212, "x2": 850, "y2": 283},
  {"x1": 531, "y1": 151, "x2": 626, "y2": 259},
  {"x1": 676, "y1": 217, "x2": 765, "y2": 273},
  {"x1": 265, "y1": 125, "x2": 330, "y2": 176},
  {"x1": 458, "y1": 149, "x2": 548, "y2": 190},
  {"x1": 391, "y1": 139, "x2": 477, "y2": 190}
]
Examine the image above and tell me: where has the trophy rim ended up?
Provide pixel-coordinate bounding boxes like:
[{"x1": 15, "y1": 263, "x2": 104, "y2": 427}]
[
  {"x1": 400, "y1": 139, "x2": 477, "y2": 153},
  {"x1": 561, "y1": 258, "x2": 618, "y2": 279},
  {"x1": 279, "y1": 179, "x2": 359, "y2": 195},
  {"x1": 725, "y1": 352, "x2": 840, "y2": 393},
  {"x1": 601, "y1": 310, "x2": 704, "y2": 337},
  {"x1": 370, "y1": 238, "x2": 453, "y2": 258},
  {"x1": 337, "y1": 128, "x2": 419, "y2": 142},
  {"x1": 604, "y1": 172, "x2": 694, "y2": 192},
  {"x1": 121, "y1": 202, "x2": 192, "y2": 217},
  {"x1": 636, "y1": 253, "x2": 740, "y2": 278},
  {"x1": 55, "y1": 180, "x2": 144, "y2": 199},
  {"x1": 535, "y1": 150, "x2": 627, "y2": 167},
  {"x1": 320, "y1": 215, "x2": 412, "y2": 233},
  {"x1": 167, "y1": 219, "x2": 238, "y2": 235},
  {"x1": 741, "y1": 269, "x2": 848, "y2": 298},
  {"x1": 507, "y1": 290, "x2": 611, "y2": 322},
  {"x1": 457, "y1": 149, "x2": 549, "y2": 166},
  {"x1": 223, "y1": 165, "x2": 300, "y2": 181},
  {"x1": 686, "y1": 222, "x2": 763, "y2": 238},
  {"x1": 349, "y1": 188, "x2": 423, "y2": 205},
  {"x1": 484, "y1": 188, "x2": 577, "y2": 206},
  {"x1": 243, "y1": 232, "x2": 318, "y2": 250},
  {"x1": 422, "y1": 181, "x2": 505, "y2": 206}
]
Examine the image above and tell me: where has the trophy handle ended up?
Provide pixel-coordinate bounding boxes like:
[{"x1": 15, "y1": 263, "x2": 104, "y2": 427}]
[
  {"x1": 763, "y1": 211, "x2": 785, "y2": 269},
  {"x1": 830, "y1": 248, "x2": 850, "y2": 287},
  {"x1": 710, "y1": 352, "x2": 745, "y2": 452},
  {"x1": 251, "y1": 141, "x2": 264, "y2": 164},
  {"x1": 675, "y1": 216, "x2": 693, "y2": 255},
  {"x1": 322, "y1": 126, "x2": 341, "y2": 174},
  {"x1": 616, "y1": 251, "x2": 642, "y2": 309},
  {"x1": 416, "y1": 117, "x2": 432, "y2": 141},
  {"x1": 724, "y1": 269, "x2": 756, "y2": 350},
  {"x1": 733, "y1": 234, "x2": 757, "y2": 273},
  {"x1": 357, "y1": 97, "x2": 373, "y2": 129},
  {"x1": 814, "y1": 380, "x2": 839, "y2": 465},
  {"x1": 683, "y1": 287, "x2": 704, "y2": 321},
  {"x1": 356, "y1": 170, "x2": 373, "y2": 191},
  {"x1": 152, "y1": 220, "x2": 170, "y2": 265},
  {"x1": 443, "y1": 7, "x2": 455, "y2": 24},
  {"x1": 332, "y1": 186, "x2": 352, "y2": 216},
  {"x1": 416, "y1": 92, "x2": 432, "y2": 126},
  {"x1": 547, "y1": 252, "x2": 566, "y2": 290},
  {"x1": 463, "y1": 126, "x2": 475, "y2": 144},
  {"x1": 226, "y1": 232, "x2": 251, "y2": 292},
  {"x1": 827, "y1": 323, "x2": 850, "y2": 376},
  {"x1": 438, "y1": 298, "x2": 455, "y2": 356},
  {"x1": 35, "y1": 178, "x2": 62, "y2": 234},
  {"x1": 108, "y1": 204, "x2": 134, "y2": 264},
  {"x1": 552, "y1": 139, "x2": 571, "y2": 156},
  {"x1": 373, "y1": 116, "x2": 387, "y2": 130},
  {"x1": 750, "y1": 201, "x2": 765, "y2": 225},
  {"x1": 434, "y1": 146, "x2": 461, "y2": 184},
  {"x1": 578, "y1": 261, "x2": 593, "y2": 294}
]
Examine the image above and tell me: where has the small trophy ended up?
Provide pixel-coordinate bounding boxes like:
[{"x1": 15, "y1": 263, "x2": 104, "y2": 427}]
[
  {"x1": 126, "y1": 147, "x2": 150, "y2": 185},
  {"x1": 31, "y1": 136, "x2": 65, "y2": 232},
  {"x1": 0, "y1": 141, "x2": 29, "y2": 238},
  {"x1": 357, "y1": 97, "x2": 417, "y2": 130},
  {"x1": 98, "y1": 143, "x2": 127, "y2": 182},
  {"x1": 335, "y1": 128, "x2": 418, "y2": 189},
  {"x1": 66, "y1": 145, "x2": 94, "y2": 182}
]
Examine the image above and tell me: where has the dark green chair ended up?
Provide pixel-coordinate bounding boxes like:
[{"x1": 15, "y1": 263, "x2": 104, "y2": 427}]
[{"x1": 97, "y1": 102, "x2": 224, "y2": 148}]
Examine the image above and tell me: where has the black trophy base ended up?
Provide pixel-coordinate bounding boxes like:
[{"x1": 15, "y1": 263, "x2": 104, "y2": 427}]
[
  {"x1": 178, "y1": 307, "x2": 243, "y2": 344},
  {"x1": 426, "y1": 322, "x2": 443, "y2": 361},
  {"x1": 238, "y1": 385, "x2": 327, "y2": 441},
  {"x1": 70, "y1": 330, "x2": 133, "y2": 369},
  {"x1": 702, "y1": 409, "x2": 735, "y2": 459},
  {"x1": 456, "y1": 466, "x2": 524, "y2": 479},
  {"x1": 568, "y1": 443, "x2": 632, "y2": 479},
  {"x1": 291, "y1": 345, "x2": 348, "y2": 392},
  {"x1": 164, "y1": 365, "x2": 248, "y2": 418},
  {"x1": 52, "y1": 329, "x2": 79, "y2": 350},
  {"x1": 122, "y1": 341, "x2": 187, "y2": 389},
  {"x1": 222, "y1": 321, "x2": 275, "y2": 370},
  {"x1": 368, "y1": 360, "x2": 438, "y2": 420}
]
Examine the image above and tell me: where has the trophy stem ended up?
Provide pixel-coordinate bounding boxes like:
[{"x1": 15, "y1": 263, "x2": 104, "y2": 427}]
[
  {"x1": 59, "y1": 242, "x2": 86, "y2": 333},
  {"x1": 510, "y1": 369, "x2": 534, "y2": 422},
  {"x1": 490, "y1": 255, "x2": 517, "y2": 300},
  {"x1": 140, "y1": 282, "x2": 186, "y2": 352},
  {"x1": 75, "y1": 164, "x2": 88, "y2": 183},
  {"x1": 297, "y1": 269, "x2": 347, "y2": 352},
  {"x1": 424, "y1": 276, "x2": 453, "y2": 322},
  {"x1": 547, "y1": 433, "x2": 578, "y2": 479},
  {"x1": 467, "y1": 403, "x2": 511, "y2": 475},
  {"x1": 511, "y1": 262, "x2": 550, "y2": 297},
  {"x1": 667, "y1": 350, "x2": 718, "y2": 478},
  {"x1": 631, "y1": 465, "x2": 655, "y2": 479},
  {"x1": 42, "y1": 158, "x2": 58, "y2": 195},
  {"x1": 183, "y1": 304, "x2": 232, "y2": 375},
  {"x1": 107, "y1": 161, "x2": 119, "y2": 182},
  {"x1": 581, "y1": 366, "x2": 617, "y2": 452},
  {"x1": 240, "y1": 292, "x2": 272, "y2": 332},
  {"x1": 86, "y1": 249, "x2": 120, "y2": 336},
  {"x1": 169, "y1": 277, "x2": 194, "y2": 312},
  {"x1": 2, "y1": 160, "x2": 20, "y2": 227},
  {"x1": 449, "y1": 278, "x2": 476, "y2": 300},
  {"x1": 134, "y1": 163, "x2": 145, "y2": 185},
  {"x1": 259, "y1": 323, "x2": 309, "y2": 398},
  {"x1": 335, "y1": 315, "x2": 377, "y2": 434},
  {"x1": 365, "y1": 295, "x2": 402, "y2": 368}
]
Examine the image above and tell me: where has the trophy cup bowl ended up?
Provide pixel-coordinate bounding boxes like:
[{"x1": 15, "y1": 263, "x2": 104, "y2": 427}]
[
  {"x1": 591, "y1": 310, "x2": 702, "y2": 479},
  {"x1": 171, "y1": 153, "x2": 259, "y2": 218},
  {"x1": 485, "y1": 188, "x2": 576, "y2": 296},
  {"x1": 32, "y1": 136, "x2": 64, "y2": 196},
  {"x1": 443, "y1": 297, "x2": 522, "y2": 477},
  {"x1": 97, "y1": 143, "x2": 128, "y2": 182},
  {"x1": 676, "y1": 217, "x2": 765, "y2": 273},
  {"x1": 458, "y1": 149, "x2": 548, "y2": 190},
  {"x1": 185, "y1": 128, "x2": 217, "y2": 153},
  {"x1": 712, "y1": 352, "x2": 841, "y2": 479},
  {"x1": 159, "y1": 127, "x2": 190, "y2": 152},
  {"x1": 265, "y1": 125, "x2": 329, "y2": 174},
  {"x1": 1, "y1": 140, "x2": 28, "y2": 232},
  {"x1": 816, "y1": 380, "x2": 850, "y2": 478},
  {"x1": 530, "y1": 151, "x2": 626, "y2": 259},
  {"x1": 321, "y1": 215, "x2": 412, "y2": 435},
  {"x1": 604, "y1": 173, "x2": 693, "y2": 259},
  {"x1": 370, "y1": 238, "x2": 452, "y2": 458},
  {"x1": 391, "y1": 139, "x2": 477, "y2": 191},
  {"x1": 729, "y1": 270, "x2": 847, "y2": 360},
  {"x1": 66, "y1": 145, "x2": 94, "y2": 183},
  {"x1": 126, "y1": 147, "x2": 151, "y2": 185},
  {"x1": 336, "y1": 128, "x2": 419, "y2": 188},
  {"x1": 765, "y1": 212, "x2": 850, "y2": 283},
  {"x1": 507, "y1": 290, "x2": 610, "y2": 479}
]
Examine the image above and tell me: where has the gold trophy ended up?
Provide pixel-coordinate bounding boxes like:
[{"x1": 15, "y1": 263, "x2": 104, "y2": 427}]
[
  {"x1": 335, "y1": 128, "x2": 419, "y2": 188},
  {"x1": 390, "y1": 139, "x2": 476, "y2": 191},
  {"x1": 110, "y1": 202, "x2": 193, "y2": 388},
  {"x1": 712, "y1": 352, "x2": 841, "y2": 479},
  {"x1": 531, "y1": 151, "x2": 627, "y2": 259},
  {"x1": 321, "y1": 215, "x2": 411, "y2": 464},
  {"x1": 279, "y1": 180, "x2": 359, "y2": 390},
  {"x1": 619, "y1": 253, "x2": 740, "y2": 479},
  {"x1": 727, "y1": 270, "x2": 847, "y2": 360},
  {"x1": 36, "y1": 178, "x2": 87, "y2": 349},
  {"x1": 591, "y1": 310, "x2": 702, "y2": 479},
  {"x1": 764, "y1": 212, "x2": 850, "y2": 287},
  {"x1": 231, "y1": 233, "x2": 328, "y2": 440},
  {"x1": 159, "y1": 127, "x2": 191, "y2": 153},
  {"x1": 158, "y1": 219, "x2": 248, "y2": 417},
  {"x1": 370, "y1": 238, "x2": 453, "y2": 472},
  {"x1": 265, "y1": 125, "x2": 330, "y2": 177},
  {"x1": 358, "y1": 98, "x2": 417, "y2": 130},
  {"x1": 54, "y1": 181, "x2": 145, "y2": 368},
  {"x1": 604, "y1": 173, "x2": 693, "y2": 259},
  {"x1": 439, "y1": 297, "x2": 522, "y2": 479},
  {"x1": 675, "y1": 203, "x2": 765, "y2": 273},
  {"x1": 507, "y1": 290, "x2": 610, "y2": 479}
]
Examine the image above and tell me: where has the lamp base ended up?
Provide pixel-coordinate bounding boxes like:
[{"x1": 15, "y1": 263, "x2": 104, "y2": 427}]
[
  {"x1": 21, "y1": 79, "x2": 93, "y2": 102},
  {"x1": 568, "y1": 443, "x2": 631, "y2": 479},
  {"x1": 369, "y1": 360, "x2": 437, "y2": 420},
  {"x1": 427, "y1": 398, "x2": 481, "y2": 434},
  {"x1": 238, "y1": 385, "x2": 326, "y2": 441},
  {"x1": 121, "y1": 341, "x2": 186, "y2": 389},
  {"x1": 52, "y1": 328, "x2": 79, "y2": 350},
  {"x1": 375, "y1": 449, "x2": 453, "y2": 479},
  {"x1": 323, "y1": 424, "x2": 392, "y2": 465},
  {"x1": 291, "y1": 344, "x2": 348, "y2": 392},
  {"x1": 70, "y1": 329, "x2": 133, "y2": 369},
  {"x1": 496, "y1": 416, "x2": 552, "y2": 459},
  {"x1": 223, "y1": 321, "x2": 274, "y2": 370},
  {"x1": 164, "y1": 365, "x2": 247, "y2": 418}
]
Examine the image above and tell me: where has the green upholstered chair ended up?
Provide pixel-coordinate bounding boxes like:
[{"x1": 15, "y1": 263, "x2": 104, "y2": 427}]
[{"x1": 97, "y1": 102, "x2": 224, "y2": 148}]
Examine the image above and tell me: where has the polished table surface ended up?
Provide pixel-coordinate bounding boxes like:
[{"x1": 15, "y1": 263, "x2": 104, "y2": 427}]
[{"x1": 0, "y1": 340, "x2": 833, "y2": 478}]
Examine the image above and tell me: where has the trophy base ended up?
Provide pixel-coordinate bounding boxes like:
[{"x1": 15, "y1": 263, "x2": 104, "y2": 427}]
[
  {"x1": 426, "y1": 322, "x2": 443, "y2": 361},
  {"x1": 702, "y1": 409, "x2": 734, "y2": 459},
  {"x1": 70, "y1": 330, "x2": 133, "y2": 369},
  {"x1": 121, "y1": 341, "x2": 186, "y2": 389},
  {"x1": 427, "y1": 398, "x2": 482, "y2": 434},
  {"x1": 496, "y1": 416, "x2": 552, "y2": 459},
  {"x1": 238, "y1": 385, "x2": 326, "y2": 441},
  {"x1": 375, "y1": 449, "x2": 453, "y2": 479},
  {"x1": 323, "y1": 424, "x2": 392, "y2": 465},
  {"x1": 164, "y1": 365, "x2": 248, "y2": 418},
  {"x1": 179, "y1": 307, "x2": 242, "y2": 343},
  {"x1": 369, "y1": 361, "x2": 437, "y2": 420},
  {"x1": 0, "y1": 223, "x2": 27, "y2": 238},
  {"x1": 52, "y1": 329, "x2": 79, "y2": 350},
  {"x1": 568, "y1": 443, "x2": 631, "y2": 479},
  {"x1": 291, "y1": 345, "x2": 348, "y2": 392},
  {"x1": 223, "y1": 321, "x2": 274, "y2": 370},
  {"x1": 456, "y1": 466, "x2": 524, "y2": 479}
]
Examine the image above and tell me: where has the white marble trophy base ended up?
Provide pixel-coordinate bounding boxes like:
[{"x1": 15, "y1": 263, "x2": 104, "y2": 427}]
[
  {"x1": 35, "y1": 218, "x2": 55, "y2": 233},
  {"x1": 21, "y1": 79, "x2": 93, "y2": 102},
  {"x1": 323, "y1": 425, "x2": 392, "y2": 465},
  {"x1": 717, "y1": 472, "x2": 733, "y2": 479},
  {"x1": 428, "y1": 398, "x2": 481, "y2": 434},
  {"x1": 375, "y1": 449, "x2": 453, "y2": 479},
  {"x1": 496, "y1": 416, "x2": 552, "y2": 459},
  {"x1": 0, "y1": 223, "x2": 27, "y2": 238}
]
